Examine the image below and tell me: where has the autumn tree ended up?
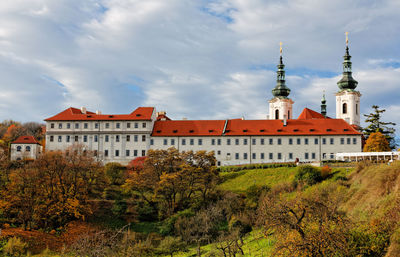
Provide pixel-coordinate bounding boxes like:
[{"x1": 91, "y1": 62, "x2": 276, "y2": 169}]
[
  {"x1": 363, "y1": 105, "x2": 396, "y2": 149},
  {"x1": 363, "y1": 131, "x2": 391, "y2": 152}
]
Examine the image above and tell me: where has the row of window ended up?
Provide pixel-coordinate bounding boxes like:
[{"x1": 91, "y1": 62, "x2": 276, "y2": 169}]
[
  {"x1": 104, "y1": 149, "x2": 146, "y2": 157},
  {"x1": 50, "y1": 122, "x2": 147, "y2": 130},
  {"x1": 50, "y1": 135, "x2": 147, "y2": 143},
  {"x1": 16, "y1": 146, "x2": 31, "y2": 152},
  {"x1": 221, "y1": 152, "x2": 335, "y2": 160},
  {"x1": 152, "y1": 137, "x2": 358, "y2": 146}
]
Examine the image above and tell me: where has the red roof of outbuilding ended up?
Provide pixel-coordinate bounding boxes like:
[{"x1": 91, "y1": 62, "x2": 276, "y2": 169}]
[
  {"x1": 297, "y1": 108, "x2": 327, "y2": 119},
  {"x1": 45, "y1": 107, "x2": 155, "y2": 121},
  {"x1": 152, "y1": 120, "x2": 226, "y2": 136},
  {"x1": 12, "y1": 136, "x2": 40, "y2": 145}
]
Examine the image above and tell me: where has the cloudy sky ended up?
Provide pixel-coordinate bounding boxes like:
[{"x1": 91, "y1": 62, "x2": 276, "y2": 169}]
[{"x1": 1, "y1": 0, "x2": 400, "y2": 130}]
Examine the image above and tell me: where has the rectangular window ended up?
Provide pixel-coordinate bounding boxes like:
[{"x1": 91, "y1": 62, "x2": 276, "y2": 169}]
[
  {"x1": 127, "y1": 123, "x2": 131, "y2": 128},
  {"x1": 198, "y1": 139, "x2": 202, "y2": 145},
  {"x1": 182, "y1": 139, "x2": 186, "y2": 145},
  {"x1": 252, "y1": 138, "x2": 256, "y2": 145},
  {"x1": 142, "y1": 135, "x2": 146, "y2": 142},
  {"x1": 244, "y1": 153, "x2": 248, "y2": 159},
  {"x1": 353, "y1": 138, "x2": 357, "y2": 145},
  {"x1": 227, "y1": 139, "x2": 231, "y2": 145},
  {"x1": 67, "y1": 123, "x2": 71, "y2": 129},
  {"x1": 305, "y1": 138, "x2": 309, "y2": 145},
  {"x1": 278, "y1": 153, "x2": 282, "y2": 159},
  {"x1": 134, "y1": 150, "x2": 138, "y2": 156},
  {"x1": 217, "y1": 150, "x2": 221, "y2": 155},
  {"x1": 66, "y1": 135, "x2": 70, "y2": 142},
  {"x1": 95, "y1": 123, "x2": 99, "y2": 129},
  {"x1": 252, "y1": 153, "x2": 256, "y2": 159},
  {"x1": 330, "y1": 138, "x2": 334, "y2": 145},
  {"x1": 297, "y1": 138, "x2": 301, "y2": 145},
  {"x1": 289, "y1": 153, "x2": 293, "y2": 160},
  {"x1": 75, "y1": 123, "x2": 79, "y2": 129},
  {"x1": 104, "y1": 150, "x2": 108, "y2": 157},
  {"x1": 323, "y1": 153, "x2": 326, "y2": 159},
  {"x1": 269, "y1": 138, "x2": 273, "y2": 145},
  {"x1": 347, "y1": 138, "x2": 351, "y2": 144},
  {"x1": 261, "y1": 153, "x2": 265, "y2": 159},
  {"x1": 278, "y1": 138, "x2": 282, "y2": 145},
  {"x1": 74, "y1": 136, "x2": 78, "y2": 142},
  {"x1": 115, "y1": 150, "x2": 119, "y2": 157},
  {"x1": 330, "y1": 153, "x2": 334, "y2": 159},
  {"x1": 211, "y1": 139, "x2": 215, "y2": 145},
  {"x1": 322, "y1": 138, "x2": 326, "y2": 145},
  {"x1": 116, "y1": 135, "x2": 120, "y2": 142},
  {"x1": 244, "y1": 139, "x2": 248, "y2": 145},
  {"x1": 105, "y1": 123, "x2": 110, "y2": 129},
  {"x1": 269, "y1": 153, "x2": 273, "y2": 160},
  {"x1": 105, "y1": 135, "x2": 109, "y2": 142},
  {"x1": 163, "y1": 139, "x2": 168, "y2": 145},
  {"x1": 83, "y1": 135, "x2": 87, "y2": 142},
  {"x1": 116, "y1": 123, "x2": 120, "y2": 129},
  {"x1": 150, "y1": 139, "x2": 154, "y2": 145},
  {"x1": 261, "y1": 138, "x2": 265, "y2": 145},
  {"x1": 305, "y1": 152, "x2": 309, "y2": 159},
  {"x1": 126, "y1": 150, "x2": 130, "y2": 156},
  {"x1": 190, "y1": 139, "x2": 194, "y2": 145},
  {"x1": 142, "y1": 150, "x2": 146, "y2": 156},
  {"x1": 50, "y1": 123, "x2": 54, "y2": 129},
  {"x1": 289, "y1": 138, "x2": 293, "y2": 145},
  {"x1": 340, "y1": 138, "x2": 345, "y2": 144},
  {"x1": 142, "y1": 123, "x2": 147, "y2": 128},
  {"x1": 94, "y1": 135, "x2": 98, "y2": 142},
  {"x1": 58, "y1": 123, "x2": 62, "y2": 129},
  {"x1": 58, "y1": 136, "x2": 62, "y2": 142},
  {"x1": 134, "y1": 135, "x2": 138, "y2": 142},
  {"x1": 314, "y1": 138, "x2": 318, "y2": 145},
  {"x1": 134, "y1": 123, "x2": 138, "y2": 128},
  {"x1": 84, "y1": 123, "x2": 88, "y2": 129},
  {"x1": 235, "y1": 153, "x2": 239, "y2": 160},
  {"x1": 171, "y1": 139, "x2": 175, "y2": 145},
  {"x1": 312, "y1": 153, "x2": 316, "y2": 159},
  {"x1": 127, "y1": 135, "x2": 130, "y2": 142},
  {"x1": 217, "y1": 139, "x2": 221, "y2": 145},
  {"x1": 235, "y1": 138, "x2": 239, "y2": 145}
]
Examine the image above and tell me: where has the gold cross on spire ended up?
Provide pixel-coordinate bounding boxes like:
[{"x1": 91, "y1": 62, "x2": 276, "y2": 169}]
[
  {"x1": 345, "y1": 32, "x2": 349, "y2": 46},
  {"x1": 280, "y1": 42, "x2": 283, "y2": 55}
]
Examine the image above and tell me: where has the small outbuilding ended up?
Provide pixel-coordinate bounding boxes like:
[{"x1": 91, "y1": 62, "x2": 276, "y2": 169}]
[{"x1": 10, "y1": 136, "x2": 42, "y2": 161}]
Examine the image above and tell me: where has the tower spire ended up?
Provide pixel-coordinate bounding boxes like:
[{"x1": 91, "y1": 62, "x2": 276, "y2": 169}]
[
  {"x1": 321, "y1": 90, "x2": 327, "y2": 117},
  {"x1": 337, "y1": 32, "x2": 358, "y2": 91},
  {"x1": 272, "y1": 42, "x2": 290, "y2": 98}
]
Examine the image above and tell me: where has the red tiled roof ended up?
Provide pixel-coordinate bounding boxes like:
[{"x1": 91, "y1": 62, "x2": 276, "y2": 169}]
[
  {"x1": 45, "y1": 107, "x2": 155, "y2": 121},
  {"x1": 157, "y1": 114, "x2": 171, "y2": 121},
  {"x1": 12, "y1": 136, "x2": 40, "y2": 145},
  {"x1": 152, "y1": 118, "x2": 361, "y2": 136},
  {"x1": 297, "y1": 108, "x2": 327, "y2": 119},
  {"x1": 224, "y1": 118, "x2": 360, "y2": 136},
  {"x1": 152, "y1": 120, "x2": 226, "y2": 136}
]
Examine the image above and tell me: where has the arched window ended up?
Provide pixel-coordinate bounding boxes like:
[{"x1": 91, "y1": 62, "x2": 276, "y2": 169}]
[
  {"x1": 288, "y1": 110, "x2": 290, "y2": 119},
  {"x1": 356, "y1": 104, "x2": 358, "y2": 115},
  {"x1": 342, "y1": 103, "x2": 347, "y2": 114},
  {"x1": 16, "y1": 146, "x2": 22, "y2": 152},
  {"x1": 275, "y1": 109, "x2": 279, "y2": 120},
  {"x1": 25, "y1": 146, "x2": 31, "y2": 152}
]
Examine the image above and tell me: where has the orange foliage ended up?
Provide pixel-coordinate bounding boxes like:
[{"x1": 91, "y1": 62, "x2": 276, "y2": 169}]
[
  {"x1": 363, "y1": 131, "x2": 391, "y2": 152},
  {"x1": 321, "y1": 165, "x2": 332, "y2": 179}
]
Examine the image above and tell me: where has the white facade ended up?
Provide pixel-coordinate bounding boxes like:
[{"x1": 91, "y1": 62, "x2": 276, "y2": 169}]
[
  {"x1": 269, "y1": 98, "x2": 294, "y2": 120},
  {"x1": 10, "y1": 143, "x2": 42, "y2": 161},
  {"x1": 336, "y1": 90, "x2": 361, "y2": 127}
]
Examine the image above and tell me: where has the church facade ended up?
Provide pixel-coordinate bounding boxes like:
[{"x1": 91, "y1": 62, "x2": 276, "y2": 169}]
[{"x1": 44, "y1": 39, "x2": 363, "y2": 166}]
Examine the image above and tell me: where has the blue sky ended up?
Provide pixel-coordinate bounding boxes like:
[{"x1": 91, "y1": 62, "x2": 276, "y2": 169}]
[{"x1": 0, "y1": 0, "x2": 400, "y2": 133}]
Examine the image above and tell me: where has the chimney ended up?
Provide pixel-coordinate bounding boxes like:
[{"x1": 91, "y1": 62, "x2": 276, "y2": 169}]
[
  {"x1": 157, "y1": 111, "x2": 166, "y2": 117},
  {"x1": 81, "y1": 107, "x2": 87, "y2": 114},
  {"x1": 96, "y1": 110, "x2": 102, "y2": 115},
  {"x1": 182, "y1": 117, "x2": 187, "y2": 120},
  {"x1": 283, "y1": 114, "x2": 287, "y2": 126}
]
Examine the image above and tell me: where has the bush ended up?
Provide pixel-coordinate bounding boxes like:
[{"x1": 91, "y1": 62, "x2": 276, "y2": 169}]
[
  {"x1": 294, "y1": 165, "x2": 322, "y2": 186},
  {"x1": 321, "y1": 165, "x2": 332, "y2": 179},
  {"x1": 159, "y1": 209, "x2": 195, "y2": 236},
  {"x1": 3, "y1": 237, "x2": 27, "y2": 257}
]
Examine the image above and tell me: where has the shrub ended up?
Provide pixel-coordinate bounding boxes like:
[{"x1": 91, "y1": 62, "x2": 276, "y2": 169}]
[
  {"x1": 295, "y1": 165, "x2": 322, "y2": 186},
  {"x1": 321, "y1": 165, "x2": 332, "y2": 179},
  {"x1": 3, "y1": 237, "x2": 27, "y2": 257},
  {"x1": 159, "y1": 209, "x2": 195, "y2": 236}
]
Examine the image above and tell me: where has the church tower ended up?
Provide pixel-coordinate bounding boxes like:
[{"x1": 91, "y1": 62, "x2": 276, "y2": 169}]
[
  {"x1": 269, "y1": 43, "x2": 294, "y2": 120},
  {"x1": 336, "y1": 32, "x2": 361, "y2": 127}
]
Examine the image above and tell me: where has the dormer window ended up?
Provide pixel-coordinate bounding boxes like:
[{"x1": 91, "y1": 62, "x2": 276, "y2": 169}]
[
  {"x1": 189, "y1": 130, "x2": 194, "y2": 133},
  {"x1": 173, "y1": 130, "x2": 178, "y2": 133}
]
